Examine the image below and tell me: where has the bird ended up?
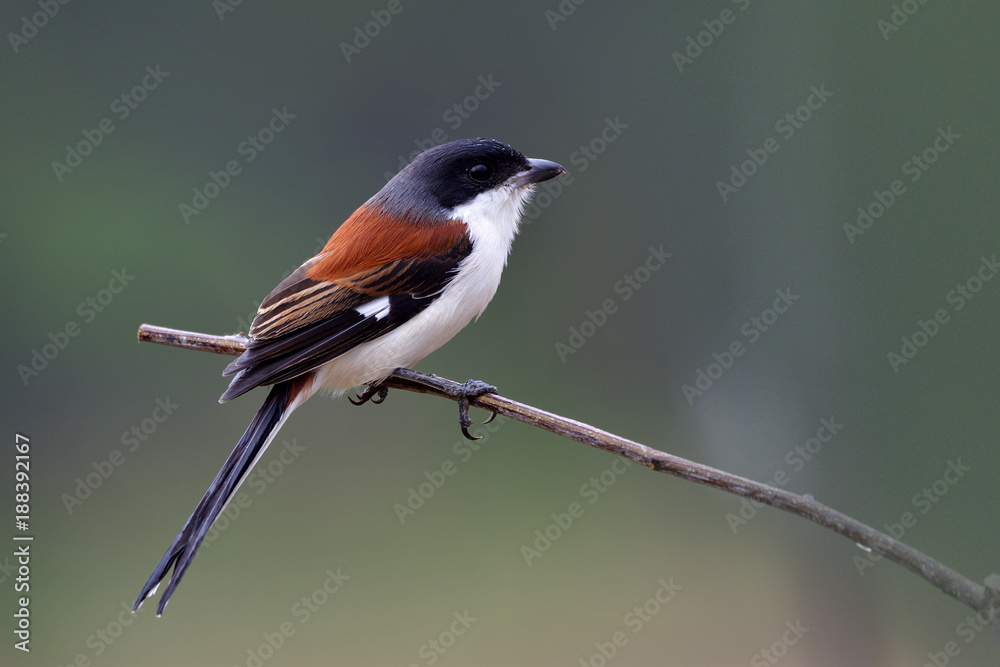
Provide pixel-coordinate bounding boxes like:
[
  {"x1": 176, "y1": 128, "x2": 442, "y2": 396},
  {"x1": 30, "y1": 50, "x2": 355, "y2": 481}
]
[{"x1": 133, "y1": 138, "x2": 565, "y2": 615}]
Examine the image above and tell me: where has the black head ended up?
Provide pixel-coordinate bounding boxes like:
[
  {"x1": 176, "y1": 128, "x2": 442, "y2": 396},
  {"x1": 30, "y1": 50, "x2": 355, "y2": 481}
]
[{"x1": 372, "y1": 138, "x2": 564, "y2": 218}]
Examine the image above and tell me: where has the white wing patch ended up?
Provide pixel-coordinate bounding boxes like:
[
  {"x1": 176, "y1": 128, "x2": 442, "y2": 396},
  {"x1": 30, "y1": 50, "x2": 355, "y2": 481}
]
[{"x1": 355, "y1": 296, "x2": 391, "y2": 320}]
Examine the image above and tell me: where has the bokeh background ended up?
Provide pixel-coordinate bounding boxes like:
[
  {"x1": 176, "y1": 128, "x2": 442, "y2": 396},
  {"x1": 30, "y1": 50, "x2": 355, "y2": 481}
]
[{"x1": 2, "y1": 2, "x2": 999, "y2": 665}]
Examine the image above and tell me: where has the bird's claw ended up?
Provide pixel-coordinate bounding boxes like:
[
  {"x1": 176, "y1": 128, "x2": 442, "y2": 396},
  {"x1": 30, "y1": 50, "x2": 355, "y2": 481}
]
[
  {"x1": 454, "y1": 380, "x2": 498, "y2": 440},
  {"x1": 349, "y1": 384, "x2": 388, "y2": 406},
  {"x1": 350, "y1": 378, "x2": 496, "y2": 440}
]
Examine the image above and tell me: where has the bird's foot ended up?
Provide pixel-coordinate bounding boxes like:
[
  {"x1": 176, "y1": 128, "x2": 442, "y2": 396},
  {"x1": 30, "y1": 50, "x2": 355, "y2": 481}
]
[
  {"x1": 450, "y1": 379, "x2": 498, "y2": 441},
  {"x1": 349, "y1": 383, "x2": 389, "y2": 406}
]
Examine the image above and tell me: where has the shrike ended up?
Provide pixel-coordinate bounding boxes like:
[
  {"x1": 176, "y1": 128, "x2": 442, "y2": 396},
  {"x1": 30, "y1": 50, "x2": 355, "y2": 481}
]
[{"x1": 134, "y1": 138, "x2": 565, "y2": 615}]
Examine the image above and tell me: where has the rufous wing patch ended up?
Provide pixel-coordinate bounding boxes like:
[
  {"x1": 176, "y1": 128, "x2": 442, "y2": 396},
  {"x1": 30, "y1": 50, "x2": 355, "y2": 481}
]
[{"x1": 307, "y1": 204, "x2": 468, "y2": 282}]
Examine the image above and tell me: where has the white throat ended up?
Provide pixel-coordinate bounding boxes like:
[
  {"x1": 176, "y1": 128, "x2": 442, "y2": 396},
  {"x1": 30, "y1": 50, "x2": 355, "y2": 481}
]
[{"x1": 449, "y1": 183, "x2": 534, "y2": 266}]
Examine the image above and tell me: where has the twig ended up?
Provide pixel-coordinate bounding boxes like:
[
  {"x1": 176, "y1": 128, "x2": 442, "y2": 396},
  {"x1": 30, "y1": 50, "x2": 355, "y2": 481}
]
[{"x1": 137, "y1": 322, "x2": 1000, "y2": 628}]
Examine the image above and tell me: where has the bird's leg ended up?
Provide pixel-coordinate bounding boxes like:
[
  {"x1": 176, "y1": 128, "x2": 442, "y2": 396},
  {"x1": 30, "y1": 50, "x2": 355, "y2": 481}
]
[
  {"x1": 449, "y1": 379, "x2": 498, "y2": 441},
  {"x1": 365, "y1": 369, "x2": 500, "y2": 439},
  {"x1": 349, "y1": 383, "x2": 389, "y2": 406}
]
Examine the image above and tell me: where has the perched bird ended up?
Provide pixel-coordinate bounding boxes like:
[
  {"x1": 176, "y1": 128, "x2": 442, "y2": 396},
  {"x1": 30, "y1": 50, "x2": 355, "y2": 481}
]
[{"x1": 134, "y1": 138, "x2": 565, "y2": 615}]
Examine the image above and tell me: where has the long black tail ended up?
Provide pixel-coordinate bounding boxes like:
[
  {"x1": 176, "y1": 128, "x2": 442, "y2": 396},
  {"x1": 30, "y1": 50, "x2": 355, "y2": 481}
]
[{"x1": 134, "y1": 381, "x2": 294, "y2": 615}]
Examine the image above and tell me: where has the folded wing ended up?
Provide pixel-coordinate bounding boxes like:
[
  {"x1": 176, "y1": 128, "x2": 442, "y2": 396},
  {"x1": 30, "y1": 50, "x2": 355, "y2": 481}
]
[{"x1": 221, "y1": 208, "x2": 472, "y2": 402}]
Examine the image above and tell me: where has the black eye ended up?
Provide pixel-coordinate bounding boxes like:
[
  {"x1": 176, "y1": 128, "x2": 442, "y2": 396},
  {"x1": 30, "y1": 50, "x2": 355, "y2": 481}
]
[{"x1": 468, "y1": 163, "x2": 494, "y2": 182}]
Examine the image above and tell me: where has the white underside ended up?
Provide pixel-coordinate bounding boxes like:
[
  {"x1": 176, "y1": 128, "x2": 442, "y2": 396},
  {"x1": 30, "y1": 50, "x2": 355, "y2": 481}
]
[{"x1": 309, "y1": 183, "x2": 533, "y2": 396}]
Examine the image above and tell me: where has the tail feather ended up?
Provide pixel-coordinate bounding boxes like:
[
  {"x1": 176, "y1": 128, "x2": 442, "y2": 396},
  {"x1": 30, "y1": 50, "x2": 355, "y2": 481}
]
[{"x1": 134, "y1": 381, "x2": 298, "y2": 615}]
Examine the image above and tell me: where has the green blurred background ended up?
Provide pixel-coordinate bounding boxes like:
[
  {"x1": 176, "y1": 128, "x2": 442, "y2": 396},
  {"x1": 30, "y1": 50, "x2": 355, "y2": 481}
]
[{"x1": 2, "y1": 2, "x2": 999, "y2": 665}]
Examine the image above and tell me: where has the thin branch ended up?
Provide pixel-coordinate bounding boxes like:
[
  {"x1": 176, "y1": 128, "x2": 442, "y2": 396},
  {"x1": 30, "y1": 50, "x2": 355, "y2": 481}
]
[{"x1": 137, "y1": 322, "x2": 1000, "y2": 628}]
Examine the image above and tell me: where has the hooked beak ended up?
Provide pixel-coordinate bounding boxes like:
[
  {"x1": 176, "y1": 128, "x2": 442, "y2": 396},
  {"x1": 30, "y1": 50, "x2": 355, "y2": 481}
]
[{"x1": 510, "y1": 158, "x2": 566, "y2": 187}]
